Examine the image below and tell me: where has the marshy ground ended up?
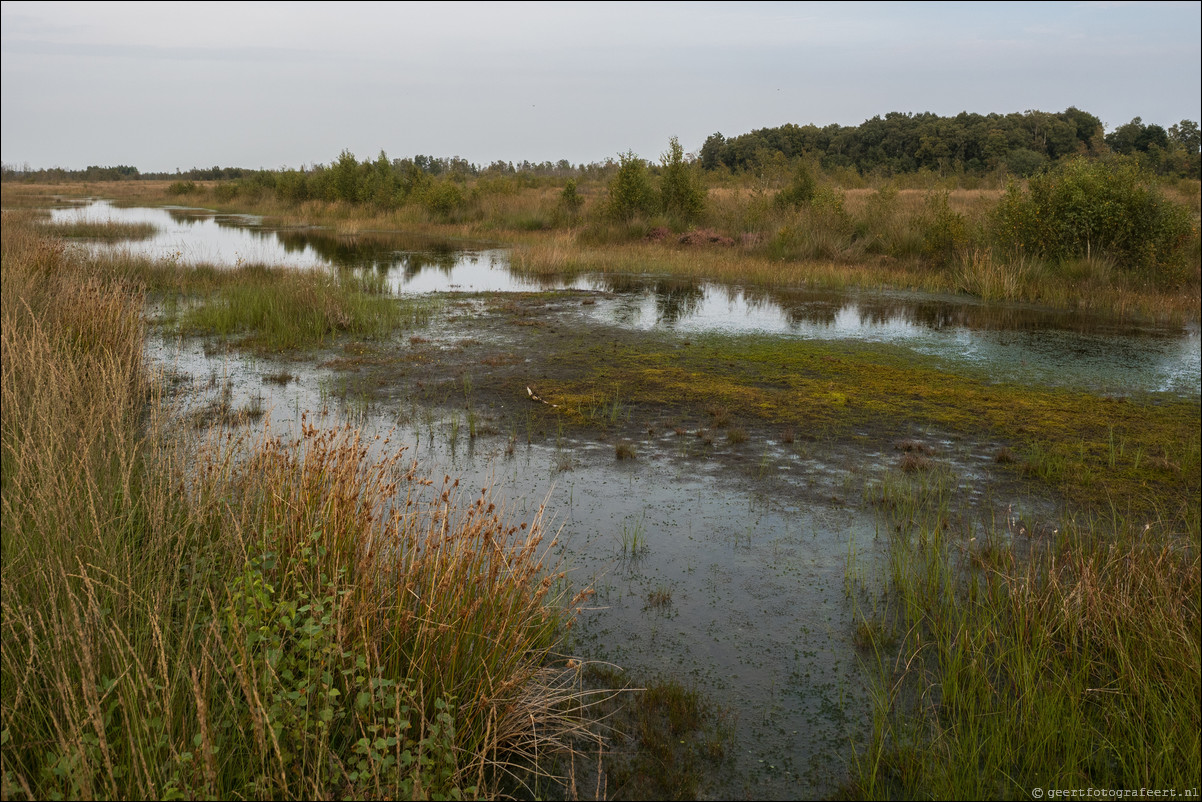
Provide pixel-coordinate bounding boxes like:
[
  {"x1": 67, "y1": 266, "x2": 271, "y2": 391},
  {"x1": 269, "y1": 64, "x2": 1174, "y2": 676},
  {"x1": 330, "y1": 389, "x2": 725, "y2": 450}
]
[
  {"x1": 4, "y1": 190, "x2": 1198, "y2": 800},
  {"x1": 153, "y1": 269, "x2": 1198, "y2": 799}
]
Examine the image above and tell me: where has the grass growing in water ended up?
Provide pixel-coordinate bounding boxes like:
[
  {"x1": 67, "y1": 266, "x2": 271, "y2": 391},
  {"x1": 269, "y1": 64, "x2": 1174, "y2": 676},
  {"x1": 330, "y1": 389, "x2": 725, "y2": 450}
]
[
  {"x1": 1, "y1": 210, "x2": 598, "y2": 799},
  {"x1": 541, "y1": 331, "x2": 1198, "y2": 518},
  {"x1": 174, "y1": 266, "x2": 430, "y2": 351},
  {"x1": 619, "y1": 514, "x2": 648, "y2": 556},
  {"x1": 9, "y1": 177, "x2": 1195, "y2": 323},
  {"x1": 850, "y1": 467, "x2": 1200, "y2": 798}
]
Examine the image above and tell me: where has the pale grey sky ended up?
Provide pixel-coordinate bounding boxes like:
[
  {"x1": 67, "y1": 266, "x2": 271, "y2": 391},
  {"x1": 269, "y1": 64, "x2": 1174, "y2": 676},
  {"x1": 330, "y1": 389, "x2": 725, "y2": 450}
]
[{"x1": 2, "y1": 1, "x2": 1199, "y2": 172}]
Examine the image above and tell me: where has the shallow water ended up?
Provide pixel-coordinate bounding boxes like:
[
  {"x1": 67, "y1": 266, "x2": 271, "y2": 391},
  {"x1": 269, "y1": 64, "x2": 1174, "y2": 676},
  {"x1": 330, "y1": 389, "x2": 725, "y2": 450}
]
[{"x1": 152, "y1": 332, "x2": 897, "y2": 798}]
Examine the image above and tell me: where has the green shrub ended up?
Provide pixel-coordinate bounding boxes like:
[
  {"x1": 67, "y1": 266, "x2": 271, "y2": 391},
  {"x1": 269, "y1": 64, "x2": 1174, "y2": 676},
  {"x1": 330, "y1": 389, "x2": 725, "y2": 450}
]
[
  {"x1": 168, "y1": 180, "x2": 198, "y2": 196},
  {"x1": 555, "y1": 178, "x2": 584, "y2": 226},
  {"x1": 774, "y1": 160, "x2": 817, "y2": 210},
  {"x1": 219, "y1": 545, "x2": 469, "y2": 799},
  {"x1": 422, "y1": 181, "x2": 466, "y2": 220},
  {"x1": 993, "y1": 156, "x2": 1196, "y2": 284},
  {"x1": 919, "y1": 191, "x2": 969, "y2": 266},
  {"x1": 213, "y1": 182, "x2": 240, "y2": 202},
  {"x1": 606, "y1": 151, "x2": 657, "y2": 223},
  {"x1": 659, "y1": 136, "x2": 706, "y2": 225}
]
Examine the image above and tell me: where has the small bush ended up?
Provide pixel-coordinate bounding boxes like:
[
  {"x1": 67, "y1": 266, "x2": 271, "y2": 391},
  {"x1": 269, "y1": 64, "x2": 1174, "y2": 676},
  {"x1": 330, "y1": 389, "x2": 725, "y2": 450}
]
[
  {"x1": 212, "y1": 182, "x2": 240, "y2": 202},
  {"x1": 559, "y1": 178, "x2": 583, "y2": 214},
  {"x1": 168, "y1": 180, "x2": 199, "y2": 196},
  {"x1": 993, "y1": 156, "x2": 1196, "y2": 284},
  {"x1": 606, "y1": 151, "x2": 657, "y2": 223},
  {"x1": 919, "y1": 191, "x2": 969, "y2": 266},
  {"x1": 422, "y1": 181, "x2": 467, "y2": 220},
  {"x1": 775, "y1": 161, "x2": 817, "y2": 210},
  {"x1": 659, "y1": 136, "x2": 706, "y2": 225}
]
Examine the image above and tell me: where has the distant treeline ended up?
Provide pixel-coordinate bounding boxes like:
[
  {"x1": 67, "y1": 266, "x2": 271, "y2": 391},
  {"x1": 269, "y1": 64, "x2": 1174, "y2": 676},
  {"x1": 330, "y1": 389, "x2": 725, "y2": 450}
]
[
  {"x1": 700, "y1": 109, "x2": 1200, "y2": 179},
  {"x1": 0, "y1": 156, "x2": 588, "y2": 185},
  {"x1": 3, "y1": 108, "x2": 1198, "y2": 184}
]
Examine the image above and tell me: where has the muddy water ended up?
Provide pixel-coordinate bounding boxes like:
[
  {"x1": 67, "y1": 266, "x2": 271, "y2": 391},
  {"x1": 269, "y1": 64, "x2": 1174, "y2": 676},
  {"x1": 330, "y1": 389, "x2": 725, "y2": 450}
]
[{"x1": 61, "y1": 201, "x2": 1202, "y2": 797}]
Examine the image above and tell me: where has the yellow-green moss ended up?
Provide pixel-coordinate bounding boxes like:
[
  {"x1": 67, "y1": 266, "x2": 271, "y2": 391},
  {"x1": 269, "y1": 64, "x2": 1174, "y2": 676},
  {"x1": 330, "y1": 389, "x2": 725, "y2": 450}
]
[{"x1": 539, "y1": 333, "x2": 1199, "y2": 517}]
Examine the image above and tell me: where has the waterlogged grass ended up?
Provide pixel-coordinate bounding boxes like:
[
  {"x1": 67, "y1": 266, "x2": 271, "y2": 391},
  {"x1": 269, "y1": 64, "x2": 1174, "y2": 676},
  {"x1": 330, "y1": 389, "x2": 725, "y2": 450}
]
[
  {"x1": 6, "y1": 179, "x2": 1196, "y2": 323},
  {"x1": 40, "y1": 218, "x2": 158, "y2": 241},
  {"x1": 177, "y1": 267, "x2": 434, "y2": 351},
  {"x1": 1, "y1": 205, "x2": 597, "y2": 799},
  {"x1": 618, "y1": 514, "x2": 647, "y2": 556},
  {"x1": 511, "y1": 232, "x2": 949, "y2": 293},
  {"x1": 849, "y1": 468, "x2": 1200, "y2": 798},
  {"x1": 62, "y1": 242, "x2": 438, "y2": 352}
]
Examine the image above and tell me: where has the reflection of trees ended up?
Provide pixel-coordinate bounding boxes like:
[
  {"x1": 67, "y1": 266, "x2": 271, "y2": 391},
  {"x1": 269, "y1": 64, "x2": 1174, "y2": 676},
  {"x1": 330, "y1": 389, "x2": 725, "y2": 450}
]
[
  {"x1": 213, "y1": 214, "x2": 262, "y2": 232},
  {"x1": 397, "y1": 250, "x2": 460, "y2": 280},
  {"x1": 783, "y1": 303, "x2": 840, "y2": 327},
  {"x1": 586, "y1": 275, "x2": 704, "y2": 325},
  {"x1": 741, "y1": 286, "x2": 842, "y2": 327},
  {"x1": 591, "y1": 274, "x2": 647, "y2": 294},
  {"x1": 269, "y1": 229, "x2": 467, "y2": 273},
  {"x1": 739, "y1": 284, "x2": 1133, "y2": 335},
  {"x1": 165, "y1": 208, "x2": 214, "y2": 225},
  {"x1": 652, "y1": 279, "x2": 704, "y2": 325}
]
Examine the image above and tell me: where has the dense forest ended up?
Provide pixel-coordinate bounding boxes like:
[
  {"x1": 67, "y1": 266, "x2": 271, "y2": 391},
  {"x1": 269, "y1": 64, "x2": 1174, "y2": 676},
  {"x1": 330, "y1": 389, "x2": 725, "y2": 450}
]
[
  {"x1": 701, "y1": 108, "x2": 1200, "y2": 178},
  {"x1": 4, "y1": 108, "x2": 1199, "y2": 185}
]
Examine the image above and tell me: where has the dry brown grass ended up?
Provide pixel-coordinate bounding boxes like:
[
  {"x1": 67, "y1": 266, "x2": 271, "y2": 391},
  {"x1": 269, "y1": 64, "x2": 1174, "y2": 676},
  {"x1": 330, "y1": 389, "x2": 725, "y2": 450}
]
[
  {"x1": 841, "y1": 187, "x2": 1003, "y2": 216},
  {"x1": 509, "y1": 231, "x2": 949, "y2": 293}
]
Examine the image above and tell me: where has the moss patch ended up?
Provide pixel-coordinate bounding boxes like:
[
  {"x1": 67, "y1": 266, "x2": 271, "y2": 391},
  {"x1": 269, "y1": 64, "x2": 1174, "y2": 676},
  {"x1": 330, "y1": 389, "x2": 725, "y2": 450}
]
[{"x1": 536, "y1": 332, "x2": 1199, "y2": 518}]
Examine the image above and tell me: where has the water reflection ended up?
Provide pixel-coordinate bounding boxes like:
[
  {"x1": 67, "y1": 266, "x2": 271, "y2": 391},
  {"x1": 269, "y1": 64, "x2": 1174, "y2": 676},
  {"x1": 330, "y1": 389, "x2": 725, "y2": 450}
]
[
  {"x1": 583, "y1": 277, "x2": 1199, "y2": 397},
  {"x1": 599, "y1": 275, "x2": 707, "y2": 324},
  {"x1": 47, "y1": 200, "x2": 1200, "y2": 398},
  {"x1": 50, "y1": 200, "x2": 477, "y2": 274}
]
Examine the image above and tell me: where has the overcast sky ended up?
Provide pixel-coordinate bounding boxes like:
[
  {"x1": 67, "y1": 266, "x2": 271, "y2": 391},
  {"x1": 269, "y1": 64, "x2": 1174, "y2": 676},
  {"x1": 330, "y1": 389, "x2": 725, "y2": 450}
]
[{"x1": 2, "y1": 1, "x2": 1199, "y2": 172}]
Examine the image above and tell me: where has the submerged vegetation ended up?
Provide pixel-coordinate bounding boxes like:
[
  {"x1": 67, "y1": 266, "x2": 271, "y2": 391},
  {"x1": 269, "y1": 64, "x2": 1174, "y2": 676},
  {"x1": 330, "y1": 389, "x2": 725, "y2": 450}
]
[{"x1": 530, "y1": 330, "x2": 1198, "y2": 519}]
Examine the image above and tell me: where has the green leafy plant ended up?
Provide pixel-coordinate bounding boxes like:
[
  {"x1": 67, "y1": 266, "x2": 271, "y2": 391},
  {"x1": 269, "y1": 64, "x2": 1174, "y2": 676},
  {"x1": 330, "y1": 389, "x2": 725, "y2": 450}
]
[
  {"x1": 993, "y1": 155, "x2": 1195, "y2": 284},
  {"x1": 774, "y1": 160, "x2": 817, "y2": 210},
  {"x1": 659, "y1": 136, "x2": 706, "y2": 224},
  {"x1": 606, "y1": 151, "x2": 657, "y2": 223}
]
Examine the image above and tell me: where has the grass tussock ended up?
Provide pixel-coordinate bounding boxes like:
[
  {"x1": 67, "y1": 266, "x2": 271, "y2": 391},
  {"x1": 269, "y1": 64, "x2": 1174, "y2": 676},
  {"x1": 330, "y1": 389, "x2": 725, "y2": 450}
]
[
  {"x1": 75, "y1": 245, "x2": 435, "y2": 352},
  {"x1": 1, "y1": 211, "x2": 598, "y2": 800},
  {"x1": 176, "y1": 267, "x2": 421, "y2": 351}
]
